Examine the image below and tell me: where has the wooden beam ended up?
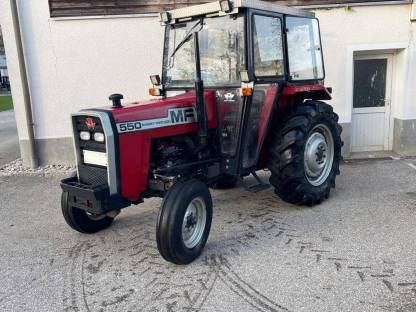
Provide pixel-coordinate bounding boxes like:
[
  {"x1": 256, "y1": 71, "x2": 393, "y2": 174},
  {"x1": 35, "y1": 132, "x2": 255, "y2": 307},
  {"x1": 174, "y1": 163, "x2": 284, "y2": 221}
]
[{"x1": 48, "y1": 0, "x2": 396, "y2": 18}]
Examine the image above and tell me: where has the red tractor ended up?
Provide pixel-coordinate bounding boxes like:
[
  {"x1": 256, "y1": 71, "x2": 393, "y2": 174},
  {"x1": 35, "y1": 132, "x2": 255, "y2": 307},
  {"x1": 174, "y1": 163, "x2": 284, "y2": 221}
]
[{"x1": 61, "y1": 0, "x2": 342, "y2": 264}]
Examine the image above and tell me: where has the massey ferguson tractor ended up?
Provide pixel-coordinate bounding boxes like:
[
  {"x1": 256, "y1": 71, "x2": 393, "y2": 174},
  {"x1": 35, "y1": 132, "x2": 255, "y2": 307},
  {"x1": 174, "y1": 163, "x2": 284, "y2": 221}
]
[{"x1": 61, "y1": 0, "x2": 342, "y2": 264}]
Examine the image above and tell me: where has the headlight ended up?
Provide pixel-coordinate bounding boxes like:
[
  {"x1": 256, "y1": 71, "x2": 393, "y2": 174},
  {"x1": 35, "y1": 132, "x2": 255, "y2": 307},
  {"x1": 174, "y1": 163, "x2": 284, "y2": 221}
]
[
  {"x1": 94, "y1": 132, "x2": 105, "y2": 143},
  {"x1": 79, "y1": 131, "x2": 90, "y2": 141}
]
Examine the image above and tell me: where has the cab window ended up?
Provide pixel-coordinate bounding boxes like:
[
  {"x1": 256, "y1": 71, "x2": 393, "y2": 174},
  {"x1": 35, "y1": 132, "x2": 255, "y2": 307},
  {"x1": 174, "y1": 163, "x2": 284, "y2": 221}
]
[
  {"x1": 252, "y1": 15, "x2": 284, "y2": 77},
  {"x1": 286, "y1": 17, "x2": 324, "y2": 81}
]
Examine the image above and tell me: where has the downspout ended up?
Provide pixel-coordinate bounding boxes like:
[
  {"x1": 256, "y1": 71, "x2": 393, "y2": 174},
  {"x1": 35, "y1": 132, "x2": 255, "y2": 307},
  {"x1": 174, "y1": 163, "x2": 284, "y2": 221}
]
[{"x1": 9, "y1": 0, "x2": 38, "y2": 168}]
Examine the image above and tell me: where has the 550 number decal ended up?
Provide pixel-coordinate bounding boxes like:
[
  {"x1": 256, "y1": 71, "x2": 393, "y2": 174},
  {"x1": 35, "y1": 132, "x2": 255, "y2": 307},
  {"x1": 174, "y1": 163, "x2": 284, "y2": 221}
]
[{"x1": 117, "y1": 121, "x2": 142, "y2": 133}]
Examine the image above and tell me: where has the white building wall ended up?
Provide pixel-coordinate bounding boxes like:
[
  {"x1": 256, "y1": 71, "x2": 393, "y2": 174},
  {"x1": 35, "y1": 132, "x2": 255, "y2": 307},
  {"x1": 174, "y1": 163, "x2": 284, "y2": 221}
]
[
  {"x1": 2, "y1": 0, "x2": 164, "y2": 140},
  {"x1": 312, "y1": 4, "x2": 416, "y2": 122},
  {"x1": 0, "y1": 1, "x2": 415, "y2": 163}
]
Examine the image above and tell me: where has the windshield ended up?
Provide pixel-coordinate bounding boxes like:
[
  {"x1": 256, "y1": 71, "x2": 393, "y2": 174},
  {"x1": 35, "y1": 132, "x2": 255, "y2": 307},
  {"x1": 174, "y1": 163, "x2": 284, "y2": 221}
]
[{"x1": 162, "y1": 15, "x2": 245, "y2": 88}]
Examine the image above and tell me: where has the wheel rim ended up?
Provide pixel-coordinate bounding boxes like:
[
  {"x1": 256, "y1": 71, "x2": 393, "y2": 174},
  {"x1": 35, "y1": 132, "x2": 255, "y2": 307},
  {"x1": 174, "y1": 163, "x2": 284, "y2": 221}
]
[
  {"x1": 182, "y1": 197, "x2": 207, "y2": 249},
  {"x1": 304, "y1": 124, "x2": 334, "y2": 187},
  {"x1": 85, "y1": 212, "x2": 105, "y2": 221}
]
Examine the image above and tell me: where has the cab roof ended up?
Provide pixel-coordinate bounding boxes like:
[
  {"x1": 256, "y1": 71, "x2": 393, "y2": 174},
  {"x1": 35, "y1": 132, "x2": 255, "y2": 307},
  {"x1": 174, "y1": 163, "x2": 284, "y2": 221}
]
[{"x1": 160, "y1": 0, "x2": 315, "y2": 24}]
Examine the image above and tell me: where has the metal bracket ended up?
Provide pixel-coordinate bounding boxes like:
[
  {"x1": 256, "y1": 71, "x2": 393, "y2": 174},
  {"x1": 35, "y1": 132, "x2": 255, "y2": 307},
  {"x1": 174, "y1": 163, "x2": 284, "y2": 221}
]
[{"x1": 241, "y1": 171, "x2": 270, "y2": 193}]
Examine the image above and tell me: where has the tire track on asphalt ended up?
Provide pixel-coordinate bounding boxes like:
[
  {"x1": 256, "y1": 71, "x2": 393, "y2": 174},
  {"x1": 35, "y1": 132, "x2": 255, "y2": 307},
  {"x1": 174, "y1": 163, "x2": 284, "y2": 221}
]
[
  {"x1": 81, "y1": 251, "x2": 91, "y2": 312},
  {"x1": 126, "y1": 251, "x2": 218, "y2": 312},
  {"x1": 220, "y1": 192, "x2": 414, "y2": 309},
  {"x1": 62, "y1": 240, "x2": 93, "y2": 312},
  {"x1": 189, "y1": 268, "x2": 219, "y2": 311},
  {"x1": 116, "y1": 211, "x2": 221, "y2": 312},
  {"x1": 207, "y1": 254, "x2": 290, "y2": 312},
  {"x1": 61, "y1": 191, "x2": 416, "y2": 311},
  {"x1": 62, "y1": 241, "x2": 82, "y2": 312}
]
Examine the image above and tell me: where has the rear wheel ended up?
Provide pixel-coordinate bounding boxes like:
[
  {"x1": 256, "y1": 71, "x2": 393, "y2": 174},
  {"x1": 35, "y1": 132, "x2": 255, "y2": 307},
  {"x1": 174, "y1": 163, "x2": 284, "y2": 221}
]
[
  {"x1": 61, "y1": 192, "x2": 115, "y2": 233},
  {"x1": 267, "y1": 101, "x2": 343, "y2": 206},
  {"x1": 156, "y1": 179, "x2": 212, "y2": 264}
]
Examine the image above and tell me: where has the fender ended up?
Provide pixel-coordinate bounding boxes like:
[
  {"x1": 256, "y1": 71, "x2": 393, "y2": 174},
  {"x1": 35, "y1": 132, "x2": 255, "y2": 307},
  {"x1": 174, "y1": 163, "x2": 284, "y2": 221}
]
[
  {"x1": 256, "y1": 84, "x2": 331, "y2": 169},
  {"x1": 282, "y1": 84, "x2": 332, "y2": 101}
]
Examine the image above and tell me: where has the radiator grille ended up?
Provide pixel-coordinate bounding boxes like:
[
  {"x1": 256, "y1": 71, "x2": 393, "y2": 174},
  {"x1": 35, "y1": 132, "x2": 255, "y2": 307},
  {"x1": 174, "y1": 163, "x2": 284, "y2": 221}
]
[
  {"x1": 73, "y1": 115, "x2": 106, "y2": 152},
  {"x1": 78, "y1": 164, "x2": 108, "y2": 186}
]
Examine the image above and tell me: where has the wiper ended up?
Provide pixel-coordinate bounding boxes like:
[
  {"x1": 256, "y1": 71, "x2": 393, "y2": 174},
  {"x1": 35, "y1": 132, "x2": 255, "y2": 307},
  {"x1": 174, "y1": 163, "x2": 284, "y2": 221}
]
[{"x1": 170, "y1": 19, "x2": 203, "y2": 59}]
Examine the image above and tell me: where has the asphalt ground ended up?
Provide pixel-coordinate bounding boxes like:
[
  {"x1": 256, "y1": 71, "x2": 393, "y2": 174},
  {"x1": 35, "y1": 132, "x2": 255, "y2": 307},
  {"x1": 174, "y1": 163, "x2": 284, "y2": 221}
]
[
  {"x1": 0, "y1": 159, "x2": 415, "y2": 312},
  {"x1": 0, "y1": 110, "x2": 19, "y2": 166}
]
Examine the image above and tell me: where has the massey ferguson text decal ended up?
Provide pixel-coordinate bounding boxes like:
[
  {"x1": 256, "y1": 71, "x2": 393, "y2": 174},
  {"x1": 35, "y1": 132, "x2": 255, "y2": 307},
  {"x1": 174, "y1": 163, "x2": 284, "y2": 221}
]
[{"x1": 116, "y1": 107, "x2": 197, "y2": 133}]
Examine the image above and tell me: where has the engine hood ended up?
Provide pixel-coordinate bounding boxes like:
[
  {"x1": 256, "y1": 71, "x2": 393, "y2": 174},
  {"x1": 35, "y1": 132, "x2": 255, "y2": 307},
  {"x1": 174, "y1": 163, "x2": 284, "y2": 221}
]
[
  {"x1": 96, "y1": 90, "x2": 218, "y2": 134},
  {"x1": 101, "y1": 91, "x2": 215, "y2": 124}
]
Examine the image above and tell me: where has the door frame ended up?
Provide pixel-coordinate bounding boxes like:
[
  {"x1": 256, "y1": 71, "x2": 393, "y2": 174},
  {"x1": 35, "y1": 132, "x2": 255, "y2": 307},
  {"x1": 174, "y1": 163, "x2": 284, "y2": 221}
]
[
  {"x1": 344, "y1": 43, "x2": 407, "y2": 155},
  {"x1": 351, "y1": 53, "x2": 394, "y2": 151},
  {"x1": 237, "y1": 9, "x2": 286, "y2": 175}
]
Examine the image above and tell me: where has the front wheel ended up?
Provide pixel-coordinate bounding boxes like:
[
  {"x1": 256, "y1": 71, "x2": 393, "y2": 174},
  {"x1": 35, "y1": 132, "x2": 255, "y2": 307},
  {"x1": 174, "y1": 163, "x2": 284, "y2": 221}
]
[
  {"x1": 267, "y1": 101, "x2": 343, "y2": 206},
  {"x1": 156, "y1": 179, "x2": 213, "y2": 264},
  {"x1": 61, "y1": 192, "x2": 115, "y2": 233}
]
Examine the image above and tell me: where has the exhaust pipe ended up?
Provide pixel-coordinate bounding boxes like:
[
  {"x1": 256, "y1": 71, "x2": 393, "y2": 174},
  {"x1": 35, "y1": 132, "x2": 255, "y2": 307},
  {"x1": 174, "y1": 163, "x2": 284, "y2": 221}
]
[{"x1": 193, "y1": 32, "x2": 208, "y2": 148}]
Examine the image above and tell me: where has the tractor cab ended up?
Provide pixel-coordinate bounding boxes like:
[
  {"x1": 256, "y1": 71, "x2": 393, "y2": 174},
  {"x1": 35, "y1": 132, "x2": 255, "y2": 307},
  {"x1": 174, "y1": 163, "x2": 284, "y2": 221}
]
[
  {"x1": 61, "y1": 0, "x2": 341, "y2": 265},
  {"x1": 153, "y1": 0, "x2": 329, "y2": 178}
]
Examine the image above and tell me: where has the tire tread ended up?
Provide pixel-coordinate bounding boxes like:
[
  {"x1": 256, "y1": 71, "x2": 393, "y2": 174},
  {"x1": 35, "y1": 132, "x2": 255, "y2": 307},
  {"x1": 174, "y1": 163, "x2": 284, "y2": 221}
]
[{"x1": 267, "y1": 101, "x2": 343, "y2": 206}]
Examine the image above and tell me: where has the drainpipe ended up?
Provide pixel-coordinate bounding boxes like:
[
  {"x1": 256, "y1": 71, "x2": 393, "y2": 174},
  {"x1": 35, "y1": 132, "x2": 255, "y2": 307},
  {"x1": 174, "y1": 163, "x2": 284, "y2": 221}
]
[{"x1": 9, "y1": 0, "x2": 38, "y2": 168}]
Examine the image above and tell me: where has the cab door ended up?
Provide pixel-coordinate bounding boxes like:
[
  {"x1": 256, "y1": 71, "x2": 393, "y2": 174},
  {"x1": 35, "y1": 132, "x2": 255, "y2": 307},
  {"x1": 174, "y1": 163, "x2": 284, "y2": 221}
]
[{"x1": 240, "y1": 11, "x2": 285, "y2": 172}]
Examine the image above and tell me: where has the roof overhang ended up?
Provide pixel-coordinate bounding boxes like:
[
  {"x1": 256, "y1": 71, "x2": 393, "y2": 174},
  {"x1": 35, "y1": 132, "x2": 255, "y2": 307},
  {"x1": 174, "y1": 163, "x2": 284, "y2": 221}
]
[
  {"x1": 235, "y1": 0, "x2": 315, "y2": 17},
  {"x1": 160, "y1": 0, "x2": 314, "y2": 24}
]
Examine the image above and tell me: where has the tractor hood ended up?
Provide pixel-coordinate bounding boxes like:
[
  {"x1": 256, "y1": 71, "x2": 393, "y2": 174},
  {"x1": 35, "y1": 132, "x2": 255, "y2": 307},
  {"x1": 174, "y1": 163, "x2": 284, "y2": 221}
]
[{"x1": 101, "y1": 91, "x2": 217, "y2": 133}]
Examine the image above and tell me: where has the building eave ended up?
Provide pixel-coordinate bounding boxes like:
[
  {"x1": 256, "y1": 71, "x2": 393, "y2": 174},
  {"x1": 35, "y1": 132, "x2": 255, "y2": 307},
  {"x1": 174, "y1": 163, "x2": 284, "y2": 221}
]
[{"x1": 294, "y1": 0, "x2": 412, "y2": 9}]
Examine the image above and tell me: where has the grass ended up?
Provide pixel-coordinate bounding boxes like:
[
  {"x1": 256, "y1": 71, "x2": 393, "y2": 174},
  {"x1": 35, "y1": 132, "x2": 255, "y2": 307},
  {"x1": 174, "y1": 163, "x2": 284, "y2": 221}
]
[{"x1": 0, "y1": 96, "x2": 13, "y2": 112}]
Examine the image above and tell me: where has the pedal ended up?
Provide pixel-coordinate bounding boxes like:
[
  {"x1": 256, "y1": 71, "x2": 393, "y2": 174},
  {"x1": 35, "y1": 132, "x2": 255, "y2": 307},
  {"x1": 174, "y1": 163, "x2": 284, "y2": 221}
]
[{"x1": 242, "y1": 171, "x2": 270, "y2": 193}]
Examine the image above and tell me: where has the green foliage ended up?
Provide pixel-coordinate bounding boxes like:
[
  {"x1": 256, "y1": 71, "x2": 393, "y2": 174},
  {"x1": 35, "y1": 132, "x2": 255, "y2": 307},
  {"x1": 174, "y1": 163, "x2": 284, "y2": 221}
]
[
  {"x1": 344, "y1": 5, "x2": 354, "y2": 12},
  {"x1": 0, "y1": 96, "x2": 13, "y2": 112}
]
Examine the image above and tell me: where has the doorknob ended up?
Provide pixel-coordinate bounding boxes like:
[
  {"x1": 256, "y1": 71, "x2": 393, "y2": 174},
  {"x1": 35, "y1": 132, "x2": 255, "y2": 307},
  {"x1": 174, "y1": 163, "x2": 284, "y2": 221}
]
[{"x1": 384, "y1": 99, "x2": 391, "y2": 106}]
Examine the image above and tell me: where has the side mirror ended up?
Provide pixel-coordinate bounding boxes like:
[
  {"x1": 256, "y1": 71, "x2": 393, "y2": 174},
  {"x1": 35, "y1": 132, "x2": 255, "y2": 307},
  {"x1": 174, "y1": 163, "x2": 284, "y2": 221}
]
[
  {"x1": 240, "y1": 70, "x2": 250, "y2": 83},
  {"x1": 149, "y1": 74, "x2": 165, "y2": 97},
  {"x1": 220, "y1": 0, "x2": 232, "y2": 12},
  {"x1": 150, "y1": 74, "x2": 161, "y2": 86}
]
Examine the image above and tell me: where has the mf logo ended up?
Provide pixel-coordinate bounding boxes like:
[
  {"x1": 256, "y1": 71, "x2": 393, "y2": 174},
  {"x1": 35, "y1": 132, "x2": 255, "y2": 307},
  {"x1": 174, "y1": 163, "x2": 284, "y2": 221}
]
[
  {"x1": 170, "y1": 108, "x2": 196, "y2": 123},
  {"x1": 224, "y1": 92, "x2": 236, "y2": 102}
]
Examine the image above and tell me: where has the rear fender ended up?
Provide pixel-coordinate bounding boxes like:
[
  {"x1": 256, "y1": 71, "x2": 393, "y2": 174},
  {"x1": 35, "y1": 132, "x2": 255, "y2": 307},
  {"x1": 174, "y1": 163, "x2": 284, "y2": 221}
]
[
  {"x1": 256, "y1": 84, "x2": 331, "y2": 169},
  {"x1": 282, "y1": 84, "x2": 332, "y2": 101}
]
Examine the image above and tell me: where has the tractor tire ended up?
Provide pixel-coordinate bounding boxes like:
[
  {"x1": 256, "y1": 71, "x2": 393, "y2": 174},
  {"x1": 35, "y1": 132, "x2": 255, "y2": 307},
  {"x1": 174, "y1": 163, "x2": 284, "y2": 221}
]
[
  {"x1": 211, "y1": 175, "x2": 238, "y2": 189},
  {"x1": 267, "y1": 101, "x2": 343, "y2": 206},
  {"x1": 61, "y1": 192, "x2": 114, "y2": 233},
  {"x1": 156, "y1": 179, "x2": 212, "y2": 264}
]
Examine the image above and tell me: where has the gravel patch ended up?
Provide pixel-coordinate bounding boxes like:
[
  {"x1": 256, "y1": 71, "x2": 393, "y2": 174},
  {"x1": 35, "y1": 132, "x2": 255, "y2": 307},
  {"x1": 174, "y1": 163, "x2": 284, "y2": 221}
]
[{"x1": 0, "y1": 158, "x2": 75, "y2": 177}]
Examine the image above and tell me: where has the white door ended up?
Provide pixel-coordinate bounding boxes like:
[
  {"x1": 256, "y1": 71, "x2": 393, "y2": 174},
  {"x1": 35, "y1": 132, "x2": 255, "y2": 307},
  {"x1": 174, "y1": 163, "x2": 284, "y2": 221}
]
[{"x1": 351, "y1": 54, "x2": 393, "y2": 152}]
